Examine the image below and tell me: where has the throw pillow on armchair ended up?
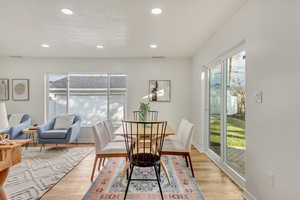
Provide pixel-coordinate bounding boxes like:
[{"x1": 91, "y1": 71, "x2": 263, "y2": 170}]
[
  {"x1": 8, "y1": 113, "x2": 25, "y2": 127},
  {"x1": 54, "y1": 114, "x2": 75, "y2": 129}
]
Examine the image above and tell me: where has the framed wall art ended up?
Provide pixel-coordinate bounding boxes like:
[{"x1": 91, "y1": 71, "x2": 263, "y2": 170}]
[
  {"x1": 12, "y1": 79, "x2": 30, "y2": 101},
  {"x1": 149, "y1": 80, "x2": 171, "y2": 102},
  {"x1": 0, "y1": 79, "x2": 9, "y2": 101}
]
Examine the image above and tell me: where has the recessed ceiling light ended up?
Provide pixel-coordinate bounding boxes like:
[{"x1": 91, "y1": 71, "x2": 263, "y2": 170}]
[
  {"x1": 151, "y1": 8, "x2": 162, "y2": 15},
  {"x1": 61, "y1": 8, "x2": 74, "y2": 15},
  {"x1": 96, "y1": 45, "x2": 104, "y2": 49},
  {"x1": 150, "y1": 44, "x2": 158, "y2": 49},
  {"x1": 41, "y1": 44, "x2": 50, "y2": 48}
]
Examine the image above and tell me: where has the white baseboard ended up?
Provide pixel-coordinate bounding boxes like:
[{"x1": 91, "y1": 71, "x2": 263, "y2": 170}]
[{"x1": 243, "y1": 190, "x2": 257, "y2": 200}]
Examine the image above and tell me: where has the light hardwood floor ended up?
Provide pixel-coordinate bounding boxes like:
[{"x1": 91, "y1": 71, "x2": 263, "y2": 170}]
[{"x1": 41, "y1": 146, "x2": 243, "y2": 200}]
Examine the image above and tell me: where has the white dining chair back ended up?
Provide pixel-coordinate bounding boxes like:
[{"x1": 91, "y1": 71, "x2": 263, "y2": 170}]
[
  {"x1": 92, "y1": 122, "x2": 103, "y2": 154},
  {"x1": 179, "y1": 120, "x2": 194, "y2": 152},
  {"x1": 165, "y1": 119, "x2": 187, "y2": 142},
  {"x1": 176, "y1": 119, "x2": 187, "y2": 138},
  {"x1": 91, "y1": 121, "x2": 127, "y2": 182},
  {"x1": 103, "y1": 120, "x2": 113, "y2": 140},
  {"x1": 103, "y1": 120, "x2": 125, "y2": 142},
  {"x1": 93, "y1": 121, "x2": 110, "y2": 154},
  {"x1": 162, "y1": 119, "x2": 195, "y2": 177}
]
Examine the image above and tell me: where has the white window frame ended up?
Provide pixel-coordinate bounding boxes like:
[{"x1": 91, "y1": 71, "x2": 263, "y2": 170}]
[
  {"x1": 204, "y1": 42, "x2": 246, "y2": 188},
  {"x1": 45, "y1": 72, "x2": 128, "y2": 127}
]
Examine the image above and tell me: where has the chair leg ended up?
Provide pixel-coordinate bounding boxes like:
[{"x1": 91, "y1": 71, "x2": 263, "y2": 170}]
[
  {"x1": 120, "y1": 160, "x2": 130, "y2": 181},
  {"x1": 187, "y1": 153, "x2": 195, "y2": 177},
  {"x1": 160, "y1": 161, "x2": 171, "y2": 184},
  {"x1": 154, "y1": 165, "x2": 164, "y2": 200},
  {"x1": 102, "y1": 158, "x2": 106, "y2": 168},
  {"x1": 91, "y1": 156, "x2": 99, "y2": 182},
  {"x1": 26, "y1": 134, "x2": 30, "y2": 150},
  {"x1": 124, "y1": 165, "x2": 134, "y2": 200},
  {"x1": 98, "y1": 158, "x2": 103, "y2": 171},
  {"x1": 158, "y1": 164, "x2": 161, "y2": 182},
  {"x1": 126, "y1": 159, "x2": 129, "y2": 180},
  {"x1": 185, "y1": 155, "x2": 189, "y2": 167},
  {"x1": 39, "y1": 144, "x2": 44, "y2": 152}
]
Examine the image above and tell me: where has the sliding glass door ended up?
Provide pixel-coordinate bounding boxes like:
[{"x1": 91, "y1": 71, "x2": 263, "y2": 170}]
[
  {"x1": 208, "y1": 50, "x2": 246, "y2": 179},
  {"x1": 225, "y1": 51, "x2": 246, "y2": 177},
  {"x1": 209, "y1": 64, "x2": 223, "y2": 156}
]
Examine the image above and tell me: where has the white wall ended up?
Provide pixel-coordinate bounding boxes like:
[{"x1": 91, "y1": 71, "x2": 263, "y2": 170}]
[
  {"x1": 0, "y1": 57, "x2": 192, "y2": 142},
  {"x1": 192, "y1": 1, "x2": 300, "y2": 200}
]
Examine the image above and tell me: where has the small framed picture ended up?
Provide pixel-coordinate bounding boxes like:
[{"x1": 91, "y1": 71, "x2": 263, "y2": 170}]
[
  {"x1": 0, "y1": 79, "x2": 9, "y2": 101},
  {"x1": 12, "y1": 79, "x2": 30, "y2": 101},
  {"x1": 149, "y1": 80, "x2": 171, "y2": 102}
]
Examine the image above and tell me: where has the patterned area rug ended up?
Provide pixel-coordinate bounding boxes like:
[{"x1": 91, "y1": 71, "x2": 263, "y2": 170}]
[
  {"x1": 5, "y1": 147, "x2": 93, "y2": 200},
  {"x1": 83, "y1": 156, "x2": 206, "y2": 200}
]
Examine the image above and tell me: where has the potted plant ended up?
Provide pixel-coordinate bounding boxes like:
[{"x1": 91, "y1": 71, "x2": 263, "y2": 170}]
[{"x1": 138, "y1": 102, "x2": 150, "y2": 121}]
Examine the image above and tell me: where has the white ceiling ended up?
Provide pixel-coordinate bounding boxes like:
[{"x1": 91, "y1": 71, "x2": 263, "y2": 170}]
[{"x1": 0, "y1": 0, "x2": 247, "y2": 58}]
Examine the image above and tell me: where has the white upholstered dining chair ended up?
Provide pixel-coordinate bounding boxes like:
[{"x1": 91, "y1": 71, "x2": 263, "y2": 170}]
[
  {"x1": 162, "y1": 119, "x2": 195, "y2": 177},
  {"x1": 91, "y1": 121, "x2": 127, "y2": 181},
  {"x1": 103, "y1": 120, "x2": 124, "y2": 142},
  {"x1": 164, "y1": 119, "x2": 187, "y2": 142}
]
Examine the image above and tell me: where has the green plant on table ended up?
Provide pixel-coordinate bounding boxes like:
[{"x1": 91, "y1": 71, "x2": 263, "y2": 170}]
[{"x1": 138, "y1": 102, "x2": 150, "y2": 121}]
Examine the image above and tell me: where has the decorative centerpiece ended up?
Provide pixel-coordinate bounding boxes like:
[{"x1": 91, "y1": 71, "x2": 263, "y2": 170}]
[{"x1": 138, "y1": 102, "x2": 150, "y2": 122}]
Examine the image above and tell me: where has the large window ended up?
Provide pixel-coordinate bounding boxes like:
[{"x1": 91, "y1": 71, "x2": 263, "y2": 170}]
[{"x1": 47, "y1": 73, "x2": 127, "y2": 127}]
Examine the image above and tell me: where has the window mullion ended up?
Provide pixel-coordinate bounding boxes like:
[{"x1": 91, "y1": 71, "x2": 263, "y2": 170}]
[
  {"x1": 222, "y1": 60, "x2": 228, "y2": 163},
  {"x1": 67, "y1": 74, "x2": 70, "y2": 114},
  {"x1": 107, "y1": 74, "x2": 110, "y2": 121}
]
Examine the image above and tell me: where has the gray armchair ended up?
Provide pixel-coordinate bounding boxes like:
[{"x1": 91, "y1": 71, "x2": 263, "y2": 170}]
[
  {"x1": 37, "y1": 115, "x2": 81, "y2": 145},
  {"x1": 0, "y1": 114, "x2": 32, "y2": 139}
]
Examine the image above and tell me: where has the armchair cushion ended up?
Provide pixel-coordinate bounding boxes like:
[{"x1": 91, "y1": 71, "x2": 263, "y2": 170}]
[
  {"x1": 40, "y1": 129, "x2": 68, "y2": 139},
  {"x1": 54, "y1": 114, "x2": 75, "y2": 129}
]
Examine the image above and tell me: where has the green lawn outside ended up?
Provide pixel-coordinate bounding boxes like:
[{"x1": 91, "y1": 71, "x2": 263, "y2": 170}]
[{"x1": 209, "y1": 117, "x2": 245, "y2": 148}]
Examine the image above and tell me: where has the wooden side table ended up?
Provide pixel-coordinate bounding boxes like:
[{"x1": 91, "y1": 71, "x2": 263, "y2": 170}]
[
  {"x1": 0, "y1": 139, "x2": 30, "y2": 200},
  {"x1": 22, "y1": 128, "x2": 38, "y2": 148}
]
